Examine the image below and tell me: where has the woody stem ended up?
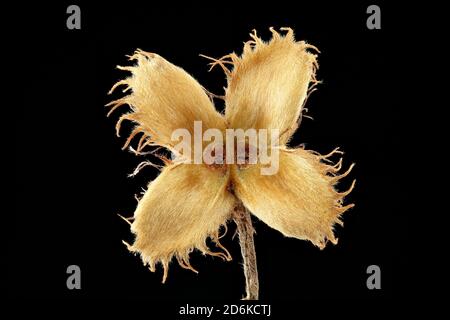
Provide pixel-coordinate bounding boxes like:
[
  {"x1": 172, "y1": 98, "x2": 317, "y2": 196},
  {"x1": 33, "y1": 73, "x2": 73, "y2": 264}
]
[{"x1": 233, "y1": 201, "x2": 259, "y2": 300}]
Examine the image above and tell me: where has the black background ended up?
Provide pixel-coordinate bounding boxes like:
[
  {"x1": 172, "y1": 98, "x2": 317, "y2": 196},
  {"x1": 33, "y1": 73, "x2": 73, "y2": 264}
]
[{"x1": 12, "y1": 0, "x2": 408, "y2": 312}]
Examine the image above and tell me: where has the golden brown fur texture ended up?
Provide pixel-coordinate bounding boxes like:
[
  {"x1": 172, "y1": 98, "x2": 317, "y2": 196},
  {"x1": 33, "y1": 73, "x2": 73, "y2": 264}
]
[
  {"x1": 126, "y1": 164, "x2": 234, "y2": 283},
  {"x1": 107, "y1": 50, "x2": 225, "y2": 154},
  {"x1": 231, "y1": 147, "x2": 355, "y2": 248},
  {"x1": 219, "y1": 28, "x2": 319, "y2": 145},
  {"x1": 107, "y1": 27, "x2": 355, "y2": 282}
]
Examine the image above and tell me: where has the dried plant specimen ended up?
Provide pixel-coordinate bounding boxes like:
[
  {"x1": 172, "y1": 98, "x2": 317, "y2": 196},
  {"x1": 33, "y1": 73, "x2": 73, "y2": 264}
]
[{"x1": 106, "y1": 27, "x2": 355, "y2": 299}]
